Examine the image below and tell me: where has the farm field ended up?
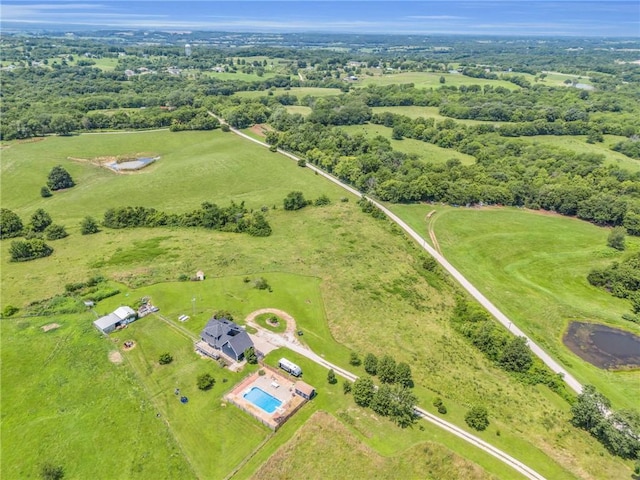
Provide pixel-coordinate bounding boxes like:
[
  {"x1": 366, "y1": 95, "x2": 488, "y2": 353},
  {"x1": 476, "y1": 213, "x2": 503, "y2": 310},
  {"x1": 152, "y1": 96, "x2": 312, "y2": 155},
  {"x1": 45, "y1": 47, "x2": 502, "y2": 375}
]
[
  {"x1": 358, "y1": 71, "x2": 520, "y2": 90},
  {"x1": 1, "y1": 131, "x2": 634, "y2": 479},
  {"x1": 284, "y1": 105, "x2": 312, "y2": 116},
  {"x1": 389, "y1": 203, "x2": 640, "y2": 411},
  {"x1": 234, "y1": 87, "x2": 342, "y2": 99},
  {"x1": 339, "y1": 123, "x2": 476, "y2": 165}
]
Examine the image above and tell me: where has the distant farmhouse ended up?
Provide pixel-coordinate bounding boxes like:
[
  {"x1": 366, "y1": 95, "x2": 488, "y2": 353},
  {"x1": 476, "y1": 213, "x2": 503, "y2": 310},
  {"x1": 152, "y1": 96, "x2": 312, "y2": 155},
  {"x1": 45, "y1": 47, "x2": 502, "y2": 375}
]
[
  {"x1": 93, "y1": 306, "x2": 137, "y2": 334},
  {"x1": 197, "y1": 317, "x2": 253, "y2": 361}
]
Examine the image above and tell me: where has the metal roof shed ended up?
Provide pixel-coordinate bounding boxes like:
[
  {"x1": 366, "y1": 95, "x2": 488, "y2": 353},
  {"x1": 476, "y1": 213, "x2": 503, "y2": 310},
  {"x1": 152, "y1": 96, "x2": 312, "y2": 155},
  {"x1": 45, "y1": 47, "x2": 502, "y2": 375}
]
[{"x1": 93, "y1": 313, "x2": 122, "y2": 335}]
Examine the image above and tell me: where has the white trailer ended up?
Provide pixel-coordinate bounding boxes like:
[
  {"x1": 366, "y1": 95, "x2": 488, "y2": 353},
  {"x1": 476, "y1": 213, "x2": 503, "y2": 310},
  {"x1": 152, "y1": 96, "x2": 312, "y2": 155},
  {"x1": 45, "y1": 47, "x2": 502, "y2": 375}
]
[{"x1": 278, "y1": 358, "x2": 302, "y2": 377}]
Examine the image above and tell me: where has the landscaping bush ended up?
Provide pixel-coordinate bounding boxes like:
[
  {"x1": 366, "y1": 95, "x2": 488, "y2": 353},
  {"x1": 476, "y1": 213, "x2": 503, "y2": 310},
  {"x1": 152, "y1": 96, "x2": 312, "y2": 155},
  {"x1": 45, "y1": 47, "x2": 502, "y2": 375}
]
[
  {"x1": 283, "y1": 191, "x2": 308, "y2": 211},
  {"x1": 349, "y1": 352, "x2": 361, "y2": 366},
  {"x1": 45, "y1": 224, "x2": 68, "y2": 240},
  {"x1": 327, "y1": 369, "x2": 337, "y2": 384},
  {"x1": 40, "y1": 186, "x2": 52, "y2": 198},
  {"x1": 244, "y1": 346, "x2": 258, "y2": 364},
  {"x1": 159, "y1": 353, "x2": 173, "y2": 365},
  {"x1": 197, "y1": 373, "x2": 215, "y2": 390},
  {"x1": 80, "y1": 216, "x2": 100, "y2": 235}
]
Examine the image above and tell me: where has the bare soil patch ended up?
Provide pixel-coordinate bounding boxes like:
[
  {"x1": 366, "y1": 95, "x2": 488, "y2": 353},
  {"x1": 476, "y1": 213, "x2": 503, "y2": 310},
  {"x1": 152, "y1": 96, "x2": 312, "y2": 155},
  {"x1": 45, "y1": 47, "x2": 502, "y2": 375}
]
[
  {"x1": 122, "y1": 340, "x2": 136, "y2": 351},
  {"x1": 41, "y1": 323, "x2": 61, "y2": 332},
  {"x1": 109, "y1": 351, "x2": 123, "y2": 364},
  {"x1": 249, "y1": 123, "x2": 273, "y2": 138}
]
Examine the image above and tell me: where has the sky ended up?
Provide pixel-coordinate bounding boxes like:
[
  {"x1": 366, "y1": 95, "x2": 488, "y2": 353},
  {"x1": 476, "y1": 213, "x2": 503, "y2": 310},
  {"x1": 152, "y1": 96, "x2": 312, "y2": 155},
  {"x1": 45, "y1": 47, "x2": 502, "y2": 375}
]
[{"x1": 1, "y1": 1, "x2": 639, "y2": 37}]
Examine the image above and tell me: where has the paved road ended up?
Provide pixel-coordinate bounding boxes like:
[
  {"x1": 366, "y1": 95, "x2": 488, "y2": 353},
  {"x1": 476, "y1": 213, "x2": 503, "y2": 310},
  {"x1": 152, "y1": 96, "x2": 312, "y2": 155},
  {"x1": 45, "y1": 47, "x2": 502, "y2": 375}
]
[
  {"x1": 247, "y1": 318, "x2": 546, "y2": 480},
  {"x1": 222, "y1": 120, "x2": 583, "y2": 395}
]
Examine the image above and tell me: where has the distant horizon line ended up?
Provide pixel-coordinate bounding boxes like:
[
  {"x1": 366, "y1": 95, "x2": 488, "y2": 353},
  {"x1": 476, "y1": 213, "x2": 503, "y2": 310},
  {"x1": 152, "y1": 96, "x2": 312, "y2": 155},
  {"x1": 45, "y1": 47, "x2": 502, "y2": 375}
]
[{"x1": 1, "y1": 26, "x2": 638, "y2": 40}]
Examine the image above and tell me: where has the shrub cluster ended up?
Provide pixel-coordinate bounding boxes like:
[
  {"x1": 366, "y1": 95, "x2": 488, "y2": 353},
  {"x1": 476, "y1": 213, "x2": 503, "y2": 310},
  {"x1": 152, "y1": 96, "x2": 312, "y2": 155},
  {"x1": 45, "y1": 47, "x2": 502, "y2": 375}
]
[
  {"x1": 352, "y1": 376, "x2": 417, "y2": 428},
  {"x1": 361, "y1": 352, "x2": 413, "y2": 388},
  {"x1": 588, "y1": 252, "x2": 640, "y2": 317}
]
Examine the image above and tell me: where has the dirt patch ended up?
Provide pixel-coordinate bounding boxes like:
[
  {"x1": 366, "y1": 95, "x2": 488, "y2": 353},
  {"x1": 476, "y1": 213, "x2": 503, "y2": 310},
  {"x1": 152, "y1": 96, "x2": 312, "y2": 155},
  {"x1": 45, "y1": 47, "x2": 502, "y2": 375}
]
[
  {"x1": 109, "y1": 351, "x2": 123, "y2": 364},
  {"x1": 41, "y1": 323, "x2": 61, "y2": 332},
  {"x1": 122, "y1": 340, "x2": 136, "y2": 351},
  {"x1": 249, "y1": 123, "x2": 273, "y2": 138},
  {"x1": 563, "y1": 321, "x2": 640, "y2": 370}
]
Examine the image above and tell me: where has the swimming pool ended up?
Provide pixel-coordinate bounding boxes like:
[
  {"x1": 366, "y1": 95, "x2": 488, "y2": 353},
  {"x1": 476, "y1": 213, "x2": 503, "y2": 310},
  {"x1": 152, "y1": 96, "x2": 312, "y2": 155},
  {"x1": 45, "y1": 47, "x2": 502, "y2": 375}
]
[{"x1": 243, "y1": 387, "x2": 282, "y2": 414}]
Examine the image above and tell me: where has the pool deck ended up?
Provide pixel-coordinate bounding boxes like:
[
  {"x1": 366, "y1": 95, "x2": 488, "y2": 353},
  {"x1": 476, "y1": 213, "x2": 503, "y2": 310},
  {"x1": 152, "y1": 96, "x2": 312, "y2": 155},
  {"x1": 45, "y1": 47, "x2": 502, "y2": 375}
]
[{"x1": 224, "y1": 367, "x2": 310, "y2": 430}]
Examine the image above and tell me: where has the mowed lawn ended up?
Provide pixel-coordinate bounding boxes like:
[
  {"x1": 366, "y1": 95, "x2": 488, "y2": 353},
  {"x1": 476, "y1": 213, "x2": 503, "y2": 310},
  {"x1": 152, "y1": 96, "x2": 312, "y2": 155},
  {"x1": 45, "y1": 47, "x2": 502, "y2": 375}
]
[
  {"x1": 1, "y1": 131, "x2": 634, "y2": 479},
  {"x1": 391, "y1": 204, "x2": 640, "y2": 411},
  {"x1": 339, "y1": 123, "x2": 476, "y2": 165},
  {"x1": 1, "y1": 315, "x2": 195, "y2": 480},
  {"x1": 358, "y1": 71, "x2": 519, "y2": 90}
]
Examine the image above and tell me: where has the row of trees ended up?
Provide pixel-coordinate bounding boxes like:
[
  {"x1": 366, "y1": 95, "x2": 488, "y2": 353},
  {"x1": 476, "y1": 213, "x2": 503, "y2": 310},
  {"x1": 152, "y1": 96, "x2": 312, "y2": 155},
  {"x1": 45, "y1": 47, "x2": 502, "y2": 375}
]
[
  {"x1": 451, "y1": 296, "x2": 570, "y2": 399},
  {"x1": 102, "y1": 201, "x2": 272, "y2": 237},
  {"x1": 571, "y1": 385, "x2": 640, "y2": 459},
  {"x1": 351, "y1": 376, "x2": 417, "y2": 428},
  {"x1": 360, "y1": 352, "x2": 414, "y2": 388}
]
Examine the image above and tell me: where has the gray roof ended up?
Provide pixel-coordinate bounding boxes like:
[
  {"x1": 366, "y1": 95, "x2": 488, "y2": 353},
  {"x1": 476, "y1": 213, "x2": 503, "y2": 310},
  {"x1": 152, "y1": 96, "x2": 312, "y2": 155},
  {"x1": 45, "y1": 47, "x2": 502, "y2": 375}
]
[
  {"x1": 201, "y1": 318, "x2": 253, "y2": 356},
  {"x1": 94, "y1": 313, "x2": 121, "y2": 331}
]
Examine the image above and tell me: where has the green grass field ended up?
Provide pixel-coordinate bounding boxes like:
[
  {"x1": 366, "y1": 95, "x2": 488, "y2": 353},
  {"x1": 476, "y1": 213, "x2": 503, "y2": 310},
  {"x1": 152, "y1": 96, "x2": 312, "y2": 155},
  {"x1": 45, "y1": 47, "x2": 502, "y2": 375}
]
[
  {"x1": 1, "y1": 314, "x2": 195, "y2": 479},
  {"x1": 339, "y1": 123, "x2": 476, "y2": 165},
  {"x1": 1, "y1": 131, "x2": 635, "y2": 479},
  {"x1": 390, "y1": 204, "x2": 640, "y2": 411},
  {"x1": 234, "y1": 87, "x2": 342, "y2": 99},
  {"x1": 284, "y1": 105, "x2": 313, "y2": 116},
  {"x1": 358, "y1": 72, "x2": 520, "y2": 90},
  {"x1": 522, "y1": 134, "x2": 640, "y2": 172},
  {"x1": 371, "y1": 105, "x2": 505, "y2": 126}
]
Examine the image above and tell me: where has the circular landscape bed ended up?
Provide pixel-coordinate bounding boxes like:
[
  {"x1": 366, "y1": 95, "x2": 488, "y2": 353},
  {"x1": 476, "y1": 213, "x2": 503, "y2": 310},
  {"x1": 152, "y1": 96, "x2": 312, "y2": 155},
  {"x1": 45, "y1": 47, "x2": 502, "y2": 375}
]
[
  {"x1": 563, "y1": 321, "x2": 640, "y2": 370},
  {"x1": 254, "y1": 312, "x2": 287, "y2": 333}
]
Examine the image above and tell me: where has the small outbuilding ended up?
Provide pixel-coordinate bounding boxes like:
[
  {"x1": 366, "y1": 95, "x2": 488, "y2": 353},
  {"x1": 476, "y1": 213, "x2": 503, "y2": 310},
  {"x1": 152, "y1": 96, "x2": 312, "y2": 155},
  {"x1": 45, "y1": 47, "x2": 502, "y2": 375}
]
[
  {"x1": 93, "y1": 306, "x2": 137, "y2": 334},
  {"x1": 196, "y1": 270, "x2": 205, "y2": 281},
  {"x1": 294, "y1": 381, "x2": 315, "y2": 400}
]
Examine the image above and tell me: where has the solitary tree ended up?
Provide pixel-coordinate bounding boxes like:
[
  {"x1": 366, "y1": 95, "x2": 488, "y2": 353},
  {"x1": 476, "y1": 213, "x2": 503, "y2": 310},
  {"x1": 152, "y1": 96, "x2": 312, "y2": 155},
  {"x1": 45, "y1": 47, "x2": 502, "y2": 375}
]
[
  {"x1": 40, "y1": 186, "x2": 52, "y2": 198},
  {"x1": 244, "y1": 346, "x2": 258, "y2": 364},
  {"x1": 327, "y1": 368, "x2": 337, "y2": 384},
  {"x1": 607, "y1": 226, "x2": 626, "y2": 251},
  {"x1": 30, "y1": 208, "x2": 52, "y2": 232},
  {"x1": 0, "y1": 208, "x2": 23, "y2": 239},
  {"x1": 283, "y1": 191, "x2": 308, "y2": 211},
  {"x1": 197, "y1": 373, "x2": 215, "y2": 390},
  {"x1": 159, "y1": 353, "x2": 173, "y2": 365},
  {"x1": 439, "y1": 75, "x2": 446, "y2": 84},
  {"x1": 47, "y1": 165, "x2": 75, "y2": 191},
  {"x1": 80, "y1": 216, "x2": 100, "y2": 235},
  {"x1": 364, "y1": 353, "x2": 378, "y2": 375},
  {"x1": 465, "y1": 406, "x2": 490, "y2": 431},
  {"x1": 352, "y1": 376, "x2": 375, "y2": 407}
]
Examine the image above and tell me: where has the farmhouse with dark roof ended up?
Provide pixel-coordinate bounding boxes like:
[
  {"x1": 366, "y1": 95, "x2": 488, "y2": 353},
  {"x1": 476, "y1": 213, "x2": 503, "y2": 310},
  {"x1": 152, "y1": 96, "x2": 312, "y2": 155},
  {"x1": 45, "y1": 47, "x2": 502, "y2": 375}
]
[{"x1": 199, "y1": 317, "x2": 253, "y2": 361}]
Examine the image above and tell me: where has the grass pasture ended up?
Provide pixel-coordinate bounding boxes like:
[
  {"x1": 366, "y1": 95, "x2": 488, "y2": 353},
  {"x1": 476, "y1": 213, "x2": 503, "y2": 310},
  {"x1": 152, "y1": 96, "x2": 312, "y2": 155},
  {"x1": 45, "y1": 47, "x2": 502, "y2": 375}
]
[
  {"x1": 284, "y1": 105, "x2": 313, "y2": 116},
  {"x1": 250, "y1": 411, "x2": 494, "y2": 480},
  {"x1": 339, "y1": 123, "x2": 476, "y2": 165},
  {"x1": 1, "y1": 314, "x2": 195, "y2": 480},
  {"x1": 1, "y1": 131, "x2": 635, "y2": 479},
  {"x1": 390, "y1": 204, "x2": 640, "y2": 411},
  {"x1": 358, "y1": 71, "x2": 519, "y2": 90}
]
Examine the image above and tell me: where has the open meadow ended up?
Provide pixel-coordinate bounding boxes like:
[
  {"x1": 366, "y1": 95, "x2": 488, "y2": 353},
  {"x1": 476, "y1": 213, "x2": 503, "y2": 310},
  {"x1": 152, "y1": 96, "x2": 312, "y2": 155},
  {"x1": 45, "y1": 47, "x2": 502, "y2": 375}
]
[
  {"x1": 234, "y1": 87, "x2": 342, "y2": 99},
  {"x1": 371, "y1": 105, "x2": 505, "y2": 126},
  {"x1": 1, "y1": 131, "x2": 635, "y2": 479}
]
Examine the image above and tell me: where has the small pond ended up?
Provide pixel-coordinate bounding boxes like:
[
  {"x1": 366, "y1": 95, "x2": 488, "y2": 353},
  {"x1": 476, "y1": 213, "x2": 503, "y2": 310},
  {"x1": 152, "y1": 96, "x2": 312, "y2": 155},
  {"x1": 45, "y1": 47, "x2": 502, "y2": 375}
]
[
  {"x1": 107, "y1": 156, "x2": 157, "y2": 171},
  {"x1": 563, "y1": 321, "x2": 640, "y2": 370}
]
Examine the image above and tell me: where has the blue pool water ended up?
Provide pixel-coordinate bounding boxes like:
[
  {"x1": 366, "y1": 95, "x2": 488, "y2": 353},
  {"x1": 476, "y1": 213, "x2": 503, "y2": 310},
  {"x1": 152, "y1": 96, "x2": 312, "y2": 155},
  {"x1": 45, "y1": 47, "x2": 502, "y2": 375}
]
[{"x1": 243, "y1": 387, "x2": 282, "y2": 413}]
